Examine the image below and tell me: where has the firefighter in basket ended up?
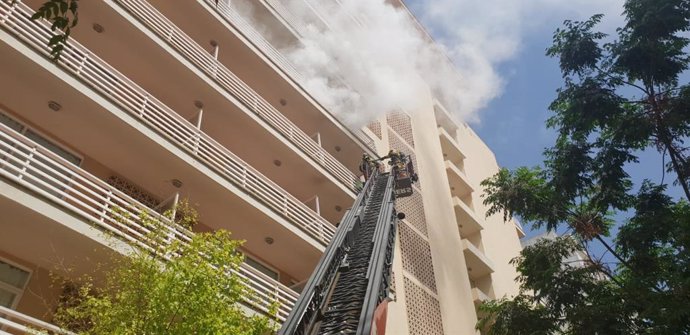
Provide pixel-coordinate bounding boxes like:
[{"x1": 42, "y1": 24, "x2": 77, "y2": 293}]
[
  {"x1": 381, "y1": 150, "x2": 418, "y2": 183},
  {"x1": 359, "y1": 150, "x2": 418, "y2": 198}
]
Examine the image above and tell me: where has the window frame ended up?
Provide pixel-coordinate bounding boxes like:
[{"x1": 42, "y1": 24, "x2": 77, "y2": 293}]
[
  {"x1": 243, "y1": 254, "x2": 280, "y2": 282},
  {"x1": 0, "y1": 109, "x2": 83, "y2": 167},
  {"x1": 0, "y1": 257, "x2": 32, "y2": 310}
]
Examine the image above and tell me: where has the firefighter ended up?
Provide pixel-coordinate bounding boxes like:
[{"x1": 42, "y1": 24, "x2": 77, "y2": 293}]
[
  {"x1": 384, "y1": 150, "x2": 418, "y2": 183},
  {"x1": 408, "y1": 159, "x2": 419, "y2": 182},
  {"x1": 359, "y1": 153, "x2": 376, "y2": 181},
  {"x1": 383, "y1": 150, "x2": 403, "y2": 170}
]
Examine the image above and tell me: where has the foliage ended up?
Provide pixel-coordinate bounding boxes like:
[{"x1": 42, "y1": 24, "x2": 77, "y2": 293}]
[
  {"x1": 20, "y1": 0, "x2": 79, "y2": 60},
  {"x1": 49, "y1": 204, "x2": 278, "y2": 335},
  {"x1": 478, "y1": 0, "x2": 690, "y2": 333}
]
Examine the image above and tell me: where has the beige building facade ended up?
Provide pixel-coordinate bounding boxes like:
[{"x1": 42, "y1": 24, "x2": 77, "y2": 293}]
[{"x1": 0, "y1": 0, "x2": 523, "y2": 334}]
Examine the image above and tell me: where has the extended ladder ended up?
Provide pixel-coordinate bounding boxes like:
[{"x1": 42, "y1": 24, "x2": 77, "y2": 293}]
[{"x1": 279, "y1": 169, "x2": 401, "y2": 335}]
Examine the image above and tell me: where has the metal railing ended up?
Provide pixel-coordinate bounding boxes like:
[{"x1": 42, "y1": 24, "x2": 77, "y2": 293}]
[
  {"x1": 113, "y1": 0, "x2": 360, "y2": 193},
  {"x1": 196, "y1": 0, "x2": 377, "y2": 154},
  {"x1": 0, "y1": 0, "x2": 336, "y2": 246},
  {"x1": 261, "y1": 0, "x2": 326, "y2": 36},
  {"x1": 200, "y1": 0, "x2": 304, "y2": 84},
  {"x1": 0, "y1": 122, "x2": 299, "y2": 320},
  {"x1": 261, "y1": 0, "x2": 309, "y2": 35},
  {"x1": 0, "y1": 305, "x2": 74, "y2": 335}
]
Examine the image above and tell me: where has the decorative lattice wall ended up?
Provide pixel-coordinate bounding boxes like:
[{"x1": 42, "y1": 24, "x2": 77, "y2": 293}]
[
  {"x1": 396, "y1": 186, "x2": 427, "y2": 236},
  {"x1": 365, "y1": 137, "x2": 376, "y2": 151},
  {"x1": 403, "y1": 277, "x2": 445, "y2": 335},
  {"x1": 384, "y1": 111, "x2": 443, "y2": 334},
  {"x1": 387, "y1": 112, "x2": 415, "y2": 148},
  {"x1": 107, "y1": 175, "x2": 160, "y2": 210},
  {"x1": 367, "y1": 121, "x2": 382, "y2": 139},
  {"x1": 399, "y1": 222, "x2": 437, "y2": 292}
]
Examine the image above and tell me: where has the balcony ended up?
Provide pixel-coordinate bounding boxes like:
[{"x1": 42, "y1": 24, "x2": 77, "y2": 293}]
[
  {"x1": 445, "y1": 160, "x2": 473, "y2": 199},
  {"x1": 259, "y1": 0, "x2": 309, "y2": 37},
  {"x1": 434, "y1": 99, "x2": 460, "y2": 135},
  {"x1": 513, "y1": 218, "x2": 526, "y2": 238},
  {"x1": 452, "y1": 196, "x2": 482, "y2": 237},
  {"x1": 514, "y1": 220, "x2": 526, "y2": 238},
  {"x1": 0, "y1": 0, "x2": 341, "y2": 242},
  {"x1": 462, "y1": 239, "x2": 494, "y2": 280},
  {"x1": 105, "y1": 0, "x2": 364, "y2": 193},
  {"x1": 6, "y1": 0, "x2": 362, "y2": 219},
  {"x1": 0, "y1": 123, "x2": 298, "y2": 320},
  {"x1": 0, "y1": 305, "x2": 73, "y2": 335},
  {"x1": 181, "y1": 0, "x2": 376, "y2": 155},
  {"x1": 439, "y1": 126, "x2": 466, "y2": 169},
  {"x1": 472, "y1": 287, "x2": 490, "y2": 307}
]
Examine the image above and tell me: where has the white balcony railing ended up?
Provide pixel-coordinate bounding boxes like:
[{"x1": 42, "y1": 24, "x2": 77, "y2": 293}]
[
  {"x1": 196, "y1": 0, "x2": 377, "y2": 153},
  {"x1": 112, "y1": 0, "x2": 360, "y2": 193},
  {"x1": 0, "y1": 122, "x2": 299, "y2": 320},
  {"x1": 0, "y1": 305, "x2": 74, "y2": 335},
  {"x1": 200, "y1": 0, "x2": 305, "y2": 84},
  {"x1": 261, "y1": 0, "x2": 311, "y2": 35},
  {"x1": 261, "y1": 0, "x2": 325, "y2": 36},
  {"x1": 0, "y1": 0, "x2": 336, "y2": 246}
]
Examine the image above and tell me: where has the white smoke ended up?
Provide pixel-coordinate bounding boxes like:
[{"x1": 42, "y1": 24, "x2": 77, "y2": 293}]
[{"x1": 275, "y1": 0, "x2": 624, "y2": 127}]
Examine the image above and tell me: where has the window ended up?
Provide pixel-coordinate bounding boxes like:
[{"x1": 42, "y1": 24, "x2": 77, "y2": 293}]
[
  {"x1": 0, "y1": 111, "x2": 82, "y2": 166},
  {"x1": 0, "y1": 113, "x2": 23, "y2": 133},
  {"x1": 25, "y1": 129, "x2": 82, "y2": 166},
  {"x1": 244, "y1": 256, "x2": 279, "y2": 281},
  {"x1": 0, "y1": 259, "x2": 31, "y2": 309}
]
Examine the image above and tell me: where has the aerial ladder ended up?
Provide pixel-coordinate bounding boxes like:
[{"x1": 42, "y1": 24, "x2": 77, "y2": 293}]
[{"x1": 279, "y1": 151, "x2": 416, "y2": 335}]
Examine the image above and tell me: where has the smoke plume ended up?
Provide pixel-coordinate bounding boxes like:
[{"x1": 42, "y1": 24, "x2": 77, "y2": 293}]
[{"x1": 262, "y1": 0, "x2": 624, "y2": 127}]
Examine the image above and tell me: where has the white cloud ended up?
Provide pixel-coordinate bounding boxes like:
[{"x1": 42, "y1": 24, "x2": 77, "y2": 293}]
[
  {"x1": 414, "y1": 0, "x2": 624, "y2": 119},
  {"x1": 277, "y1": 0, "x2": 625, "y2": 127}
]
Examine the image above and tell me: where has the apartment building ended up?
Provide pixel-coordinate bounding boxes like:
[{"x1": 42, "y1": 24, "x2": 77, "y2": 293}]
[{"x1": 0, "y1": 0, "x2": 524, "y2": 334}]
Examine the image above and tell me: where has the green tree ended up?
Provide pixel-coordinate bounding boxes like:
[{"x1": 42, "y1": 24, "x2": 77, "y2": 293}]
[
  {"x1": 477, "y1": 0, "x2": 690, "y2": 334},
  {"x1": 49, "y1": 204, "x2": 277, "y2": 335}
]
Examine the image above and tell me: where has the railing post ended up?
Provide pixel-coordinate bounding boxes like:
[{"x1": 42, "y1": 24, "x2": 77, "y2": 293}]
[
  {"x1": 252, "y1": 96, "x2": 259, "y2": 114},
  {"x1": 18, "y1": 147, "x2": 37, "y2": 180},
  {"x1": 139, "y1": 95, "x2": 149, "y2": 117},
  {"x1": 193, "y1": 108, "x2": 203, "y2": 154},
  {"x1": 76, "y1": 52, "x2": 88, "y2": 75},
  {"x1": 1, "y1": 0, "x2": 18, "y2": 24},
  {"x1": 274, "y1": 284, "x2": 281, "y2": 318},
  {"x1": 211, "y1": 60, "x2": 219, "y2": 79},
  {"x1": 193, "y1": 129, "x2": 202, "y2": 154},
  {"x1": 100, "y1": 190, "x2": 113, "y2": 222},
  {"x1": 283, "y1": 195, "x2": 288, "y2": 215},
  {"x1": 211, "y1": 42, "x2": 219, "y2": 79},
  {"x1": 166, "y1": 26, "x2": 174, "y2": 42},
  {"x1": 168, "y1": 192, "x2": 180, "y2": 220}
]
